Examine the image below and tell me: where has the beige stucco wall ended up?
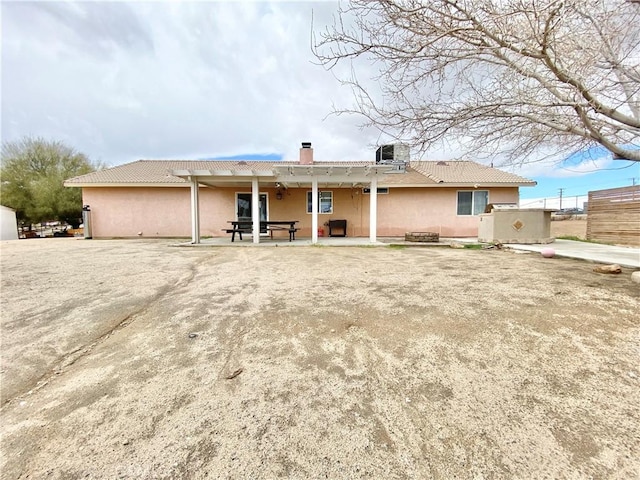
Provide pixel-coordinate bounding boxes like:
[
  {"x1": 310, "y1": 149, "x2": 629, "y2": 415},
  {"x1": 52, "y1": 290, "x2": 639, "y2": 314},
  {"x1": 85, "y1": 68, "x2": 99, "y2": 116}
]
[
  {"x1": 478, "y1": 209, "x2": 553, "y2": 244},
  {"x1": 370, "y1": 187, "x2": 518, "y2": 237},
  {"x1": 236, "y1": 186, "x2": 520, "y2": 237},
  {"x1": 81, "y1": 185, "x2": 521, "y2": 238},
  {"x1": 82, "y1": 187, "x2": 192, "y2": 238}
]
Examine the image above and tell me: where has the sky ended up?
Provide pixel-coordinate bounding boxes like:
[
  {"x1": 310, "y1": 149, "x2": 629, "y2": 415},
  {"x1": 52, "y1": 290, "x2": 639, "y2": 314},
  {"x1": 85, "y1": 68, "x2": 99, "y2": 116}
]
[{"x1": 2, "y1": 0, "x2": 639, "y2": 206}]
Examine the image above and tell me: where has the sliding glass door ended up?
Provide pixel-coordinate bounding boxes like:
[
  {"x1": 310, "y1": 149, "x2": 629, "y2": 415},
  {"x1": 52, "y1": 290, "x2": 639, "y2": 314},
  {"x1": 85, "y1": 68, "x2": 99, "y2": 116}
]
[{"x1": 236, "y1": 193, "x2": 268, "y2": 223}]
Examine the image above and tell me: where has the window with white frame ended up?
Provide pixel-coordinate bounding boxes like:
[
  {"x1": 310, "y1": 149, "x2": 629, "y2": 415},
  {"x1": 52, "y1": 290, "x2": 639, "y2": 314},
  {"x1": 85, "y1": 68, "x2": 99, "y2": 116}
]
[
  {"x1": 457, "y1": 190, "x2": 489, "y2": 215},
  {"x1": 362, "y1": 187, "x2": 389, "y2": 194},
  {"x1": 307, "y1": 191, "x2": 333, "y2": 214}
]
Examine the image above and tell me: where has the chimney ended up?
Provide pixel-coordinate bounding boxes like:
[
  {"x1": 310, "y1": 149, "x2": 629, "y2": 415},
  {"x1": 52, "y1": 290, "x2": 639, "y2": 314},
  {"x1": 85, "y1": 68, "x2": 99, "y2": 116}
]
[{"x1": 299, "y1": 142, "x2": 313, "y2": 165}]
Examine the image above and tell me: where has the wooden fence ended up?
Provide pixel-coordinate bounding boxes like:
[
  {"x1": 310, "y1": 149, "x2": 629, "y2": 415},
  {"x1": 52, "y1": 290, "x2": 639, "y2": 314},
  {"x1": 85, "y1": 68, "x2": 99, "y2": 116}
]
[{"x1": 586, "y1": 185, "x2": 640, "y2": 246}]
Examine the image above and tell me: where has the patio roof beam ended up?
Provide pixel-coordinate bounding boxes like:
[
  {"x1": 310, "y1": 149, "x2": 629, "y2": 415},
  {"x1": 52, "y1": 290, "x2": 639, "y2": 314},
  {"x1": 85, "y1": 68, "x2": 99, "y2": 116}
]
[
  {"x1": 271, "y1": 165, "x2": 395, "y2": 183},
  {"x1": 274, "y1": 174, "x2": 382, "y2": 184}
]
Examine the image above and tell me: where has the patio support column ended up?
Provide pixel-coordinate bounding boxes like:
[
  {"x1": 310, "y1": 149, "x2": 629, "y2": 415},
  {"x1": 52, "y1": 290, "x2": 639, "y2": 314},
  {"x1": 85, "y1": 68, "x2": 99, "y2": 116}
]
[
  {"x1": 312, "y1": 177, "x2": 318, "y2": 244},
  {"x1": 369, "y1": 176, "x2": 377, "y2": 243},
  {"x1": 252, "y1": 177, "x2": 260, "y2": 244},
  {"x1": 190, "y1": 176, "x2": 200, "y2": 244}
]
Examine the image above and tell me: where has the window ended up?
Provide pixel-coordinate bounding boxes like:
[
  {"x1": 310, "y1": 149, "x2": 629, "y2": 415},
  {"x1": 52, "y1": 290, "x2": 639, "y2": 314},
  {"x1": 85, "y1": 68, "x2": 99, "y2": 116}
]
[
  {"x1": 307, "y1": 191, "x2": 333, "y2": 214},
  {"x1": 457, "y1": 190, "x2": 488, "y2": 215},
  {"x1": 362, "y1": 187, "x2": 389, "y2": 194}
]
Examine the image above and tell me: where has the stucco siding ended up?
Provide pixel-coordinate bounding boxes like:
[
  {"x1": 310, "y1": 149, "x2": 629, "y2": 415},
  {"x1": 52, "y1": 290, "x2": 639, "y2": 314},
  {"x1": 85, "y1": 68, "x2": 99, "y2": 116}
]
[
  {"x1": 81, "y1": 185, "x2": 521, "y2": 238},
  {"x1": 371, "y1": 187, "x2": 519, "y2": 237},
  {"x1": 221, "y1": 186, "x2": 520, "y2": 237},
  {"x1": 82, "y1": 187, "x2": 192, "y2": 238}
]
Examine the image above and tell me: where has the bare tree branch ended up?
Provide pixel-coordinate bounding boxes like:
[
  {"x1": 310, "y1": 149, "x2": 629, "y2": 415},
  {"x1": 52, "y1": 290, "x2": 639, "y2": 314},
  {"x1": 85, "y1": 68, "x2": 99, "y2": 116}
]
[{"x1": 313, "y1": 0, "x2": 640, "y2": 163}]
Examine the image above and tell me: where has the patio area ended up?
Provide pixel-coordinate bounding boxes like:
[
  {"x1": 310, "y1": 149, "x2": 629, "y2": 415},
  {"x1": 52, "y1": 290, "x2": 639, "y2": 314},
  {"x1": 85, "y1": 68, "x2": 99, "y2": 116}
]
[
  {"x1": 172, "y1": 235, "x2": 640, "y2": 268},
  {"x1": 173, "y1": 235, "x2": 469, "y2": 248}
]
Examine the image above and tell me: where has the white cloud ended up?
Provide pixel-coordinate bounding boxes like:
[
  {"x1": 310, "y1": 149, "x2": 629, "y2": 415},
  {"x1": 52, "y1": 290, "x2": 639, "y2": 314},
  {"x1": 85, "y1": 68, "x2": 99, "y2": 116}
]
[
  {"x1": 2, "y1": 1, "x2": 384, "y2": 165},
  {"x1": 519, "y1": 196, "x2": 589, "y2": 210},
  {"x1": 495, "y1": 146, "x2": 619, "y2": 181},
  {"x1": 1, "y1": 0, "x2": 630, "y2": 183}
]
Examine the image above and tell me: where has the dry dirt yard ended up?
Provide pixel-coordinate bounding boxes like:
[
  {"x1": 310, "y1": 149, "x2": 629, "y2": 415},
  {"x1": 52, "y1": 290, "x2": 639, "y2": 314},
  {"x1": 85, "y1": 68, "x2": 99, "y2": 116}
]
[{"x1": 1, "y1": 238, "x2": 638, "y2": 479}]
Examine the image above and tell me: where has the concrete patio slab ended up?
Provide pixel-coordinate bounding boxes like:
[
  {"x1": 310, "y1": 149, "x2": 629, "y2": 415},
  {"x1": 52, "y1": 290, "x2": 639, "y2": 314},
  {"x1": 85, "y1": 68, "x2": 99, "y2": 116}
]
[{"x1": 175, "y1": 236, "x2": 640, "y2": 269}]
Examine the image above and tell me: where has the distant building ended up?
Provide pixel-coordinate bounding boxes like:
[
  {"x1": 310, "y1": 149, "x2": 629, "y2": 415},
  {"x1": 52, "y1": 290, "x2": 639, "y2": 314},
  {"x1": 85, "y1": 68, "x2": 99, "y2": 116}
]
[{"x1": 0, "y1": 205, "x2": 19, "y2": 241}]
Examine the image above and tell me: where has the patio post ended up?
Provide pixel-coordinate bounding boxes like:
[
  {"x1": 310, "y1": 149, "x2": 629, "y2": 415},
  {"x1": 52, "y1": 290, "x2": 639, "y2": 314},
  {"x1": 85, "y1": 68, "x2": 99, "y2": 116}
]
[
  {"x1": 190, "y1": 176, "x2": 200, "y2": 244},
  {"x1": 312, "y1": 177, "x2": 318, "y2": 244},
  {"x1": 369, "y1": 176, "x2": 377, "y2": 242},
  {"x1": 252, "y1": 177, "x2": 260, "y2": 244}
]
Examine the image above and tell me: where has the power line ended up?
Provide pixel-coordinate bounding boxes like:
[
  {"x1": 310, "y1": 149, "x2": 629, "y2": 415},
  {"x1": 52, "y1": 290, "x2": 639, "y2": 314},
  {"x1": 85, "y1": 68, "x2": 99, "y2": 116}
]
[{"x1": 558, "y1": 188, "x2": 565, "y2": 210}]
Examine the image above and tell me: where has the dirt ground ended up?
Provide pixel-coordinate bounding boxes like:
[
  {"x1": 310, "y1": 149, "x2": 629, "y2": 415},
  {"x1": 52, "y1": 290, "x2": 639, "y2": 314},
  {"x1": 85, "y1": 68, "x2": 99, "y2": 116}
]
[{"x1": 0, "y1": 237, "x2": 638, "y2": 479}]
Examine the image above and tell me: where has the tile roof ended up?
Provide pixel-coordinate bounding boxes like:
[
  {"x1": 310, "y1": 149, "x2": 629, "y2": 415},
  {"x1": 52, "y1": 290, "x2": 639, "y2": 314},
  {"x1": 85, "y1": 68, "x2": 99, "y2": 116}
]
[
  {"x1": 408, "y1": 161, "x2": 535, "y2": 185},
  {"x1": 65, "y1": 159, "x2": 535, "y2": 187},
  {"x1": 64, "y1": 160, "x2": 276, "y2": 185}
]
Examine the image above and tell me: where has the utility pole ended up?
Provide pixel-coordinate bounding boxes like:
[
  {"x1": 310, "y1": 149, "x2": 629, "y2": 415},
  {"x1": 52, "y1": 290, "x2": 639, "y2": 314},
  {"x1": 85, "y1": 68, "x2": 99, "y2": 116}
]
[
  {"x1": 558, "y1": 188, "x2": 565, "y2": 210},
  {"x1": 629, "y1": 177, "x2": 638, "y2": 186}
]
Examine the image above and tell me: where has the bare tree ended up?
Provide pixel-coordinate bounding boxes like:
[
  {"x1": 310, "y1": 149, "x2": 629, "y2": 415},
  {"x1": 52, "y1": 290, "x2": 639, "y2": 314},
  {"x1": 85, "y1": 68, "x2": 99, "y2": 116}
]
[{"x1": 313, "y1": 0, "x2": 640, "y2": 163}]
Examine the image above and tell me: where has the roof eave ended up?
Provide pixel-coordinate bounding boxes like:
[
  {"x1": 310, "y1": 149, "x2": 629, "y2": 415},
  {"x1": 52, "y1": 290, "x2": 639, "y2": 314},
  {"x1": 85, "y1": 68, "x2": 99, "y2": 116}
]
[
  {"x1": 64, "y1": 182, "x2": 187, "y2": 188},
  {"x1": 380, "y1": 182, "x2": 535, "y2": 188},
  {"x1": 442, "y1": 182, "x2": 536, "y2": 188}
]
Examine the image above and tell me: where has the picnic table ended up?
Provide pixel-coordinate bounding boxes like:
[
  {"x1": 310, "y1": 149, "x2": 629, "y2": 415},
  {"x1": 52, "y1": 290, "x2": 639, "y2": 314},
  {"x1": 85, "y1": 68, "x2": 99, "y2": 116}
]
[{"x1": 223, "y1": 220, "x2": 299, "y2": 242}]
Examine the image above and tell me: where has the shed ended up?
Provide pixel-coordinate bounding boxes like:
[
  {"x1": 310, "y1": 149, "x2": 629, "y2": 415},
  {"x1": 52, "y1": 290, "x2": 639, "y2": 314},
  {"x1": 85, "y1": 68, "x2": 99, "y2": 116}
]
[{"x1": 0, "y1": 205, "x2": 19, "y2": 241}]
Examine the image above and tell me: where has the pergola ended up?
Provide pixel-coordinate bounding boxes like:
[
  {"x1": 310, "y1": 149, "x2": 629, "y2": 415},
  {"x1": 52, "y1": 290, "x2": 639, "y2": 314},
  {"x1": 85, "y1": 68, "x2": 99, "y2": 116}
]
[{"x1": 171, "y1": 164, "x2": 396, "y2": 244}]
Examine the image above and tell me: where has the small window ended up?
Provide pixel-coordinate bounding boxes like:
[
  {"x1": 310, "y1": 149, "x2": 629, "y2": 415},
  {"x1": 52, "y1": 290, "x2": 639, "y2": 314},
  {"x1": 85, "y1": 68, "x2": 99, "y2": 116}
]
[
  {"x1": 457, "y1": 190, "x2": 488, "y2": 215},
  {"x1": 307, "y1": 191, "x2": 333, "y2": 214},
  {"x1": 362, "y1": 187, "x2": 389, "y2": 194}
]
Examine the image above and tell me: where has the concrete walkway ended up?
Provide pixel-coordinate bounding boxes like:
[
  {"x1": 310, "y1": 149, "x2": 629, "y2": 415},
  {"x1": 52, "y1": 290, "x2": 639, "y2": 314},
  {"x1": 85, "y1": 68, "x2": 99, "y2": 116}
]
[{"x1": 504, "y1": 239, "x2": 640, "y2": 269}]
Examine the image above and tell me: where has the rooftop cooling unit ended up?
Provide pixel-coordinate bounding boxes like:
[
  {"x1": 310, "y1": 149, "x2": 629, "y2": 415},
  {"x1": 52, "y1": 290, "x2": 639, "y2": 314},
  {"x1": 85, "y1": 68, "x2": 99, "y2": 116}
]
[{"x1": 376, "y1": 144, "x2": 409, "y2": 173}]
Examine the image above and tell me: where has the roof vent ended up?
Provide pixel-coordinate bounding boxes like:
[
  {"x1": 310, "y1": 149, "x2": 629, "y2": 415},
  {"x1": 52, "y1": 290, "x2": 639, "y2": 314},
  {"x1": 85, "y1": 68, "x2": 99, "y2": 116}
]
[
  {"x1": 301, "y1": 142, "x2": 312, "y2": 149},
  {"x1": 237, "y1": 160, "x2": 247, "y2": 165},
  {"x1": 436, "y1": 161, "x2": 448, "y2": 166}
]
